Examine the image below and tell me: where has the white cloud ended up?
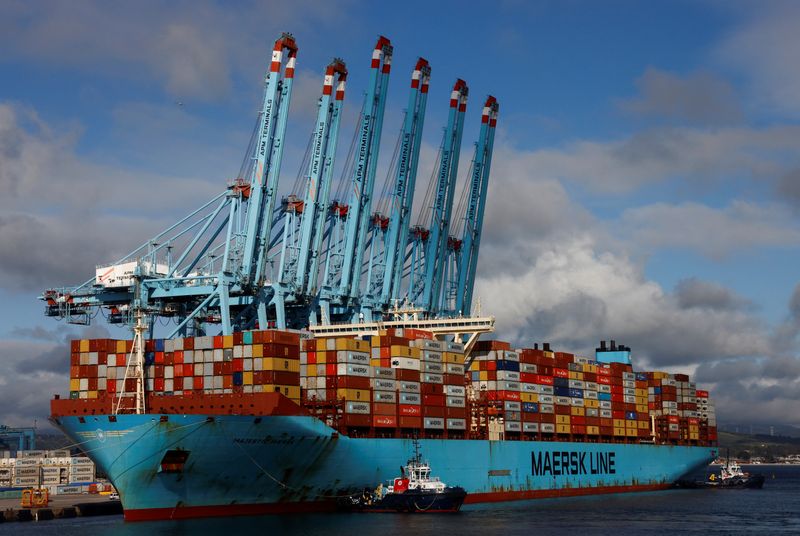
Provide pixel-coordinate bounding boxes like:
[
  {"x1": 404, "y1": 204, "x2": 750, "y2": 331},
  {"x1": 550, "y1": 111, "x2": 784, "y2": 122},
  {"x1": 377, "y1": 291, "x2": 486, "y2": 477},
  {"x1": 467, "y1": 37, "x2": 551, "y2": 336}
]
[
  {"x1": 619, "y1": 201, "x2": 800, "y2": 259},
  {"x1": 716, "y1": 1, "x2": 800, "y2": 117}
]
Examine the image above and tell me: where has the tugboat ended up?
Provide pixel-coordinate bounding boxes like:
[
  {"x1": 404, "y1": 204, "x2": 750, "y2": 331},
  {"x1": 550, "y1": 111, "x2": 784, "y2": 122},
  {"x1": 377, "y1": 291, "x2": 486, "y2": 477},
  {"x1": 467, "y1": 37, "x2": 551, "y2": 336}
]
[
  {"x1": 338, "y1": 439, "x2": 467, "y2": 513},
  {"x1": 707, "y1": 459, "x2": 765, "y2": 489}
]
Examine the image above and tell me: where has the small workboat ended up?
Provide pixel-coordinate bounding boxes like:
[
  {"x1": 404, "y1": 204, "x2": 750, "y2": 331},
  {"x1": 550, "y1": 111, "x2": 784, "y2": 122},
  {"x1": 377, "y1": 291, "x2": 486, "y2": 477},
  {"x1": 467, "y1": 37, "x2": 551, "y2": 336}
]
[
  {"x1": 338, "y1": 440, "x2": 467, "y2": 513},
  {"x1": 674, "y1": 455, "x2": 765, "y2": 490}
]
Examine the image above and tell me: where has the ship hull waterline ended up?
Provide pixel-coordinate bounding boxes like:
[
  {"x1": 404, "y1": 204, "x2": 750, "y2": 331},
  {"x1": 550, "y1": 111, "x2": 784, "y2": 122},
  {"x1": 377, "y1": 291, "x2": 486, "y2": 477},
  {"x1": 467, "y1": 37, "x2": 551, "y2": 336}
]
[{"x1": 54, "y1": 413, "x2": 717, "y2": 521}]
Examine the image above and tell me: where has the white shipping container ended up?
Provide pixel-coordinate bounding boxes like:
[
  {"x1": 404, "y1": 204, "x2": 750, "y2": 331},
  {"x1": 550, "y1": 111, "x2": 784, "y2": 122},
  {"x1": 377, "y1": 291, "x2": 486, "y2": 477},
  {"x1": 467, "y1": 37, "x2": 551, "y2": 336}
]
[
  {"x1": 523, "y1": 422, "x2": 539, "y2": 433},
  {"x1": 374, "y1": 391, "x2": 397, "y2": 403},
  {"x1": 422, "y1": 361, "x2": 443, "y2": 373},
  {"x1": 497, "y1": 371, "x2": 520, "y2": 382},
  {"x1": 421, "y1": 350, "x2": 442, "y2": 362},
  {"x1": 336, "y1": 351, "x2": 370, "y2": 365},
  {"x1": 540, "y1": 423, "x2": 556, "y2": 433},
  {"x1": 372, "y1": 379, "x2": 397, "y2": 391},
  {"x1": 399, "y1": 393, "x2": 421, "y2": 404},
  {"x1": 345, "y1": 401, "x2": 370, "y2": 414},
  {"x1": 422, "y1": 373, "x2": 443, "y2": 384},
  {"x1": 445, "y1": 385, "x2": 465, "y2": 397},
  {"x1": 446, "y1": 418, "x2": 466, "y2": 430},
  {"x1": 445, "y1": 363, "x2": 464, "y2": 375},
  {"x1": 399, "y1": 381, "x2": 420, "y2": 393},
  {"x1": 390, "y1": 357, "x2": 420, "y2": 371},
  {"x1": 423, "y1": 417, "x2": 444, "y2": 429},
  {"x1": 446, "y1": 396, "x2": 465, "y2": 408},
  {"x1": 372, "y1": 367, "x2": 396, "y2": 379},
  {"x1": 504, "y1": 421, "x2": 522, "y2": 432},
  {"x1": 336, "y1": 363, "x2": 371, "y2": 377}
]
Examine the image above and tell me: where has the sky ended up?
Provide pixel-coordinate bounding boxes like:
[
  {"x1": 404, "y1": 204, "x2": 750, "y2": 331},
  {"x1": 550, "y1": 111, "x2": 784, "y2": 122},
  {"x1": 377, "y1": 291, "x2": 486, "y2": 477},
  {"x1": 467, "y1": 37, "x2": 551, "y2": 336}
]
[{"x1": 1, "y1": 0, "x2": 799, "y2": 432}]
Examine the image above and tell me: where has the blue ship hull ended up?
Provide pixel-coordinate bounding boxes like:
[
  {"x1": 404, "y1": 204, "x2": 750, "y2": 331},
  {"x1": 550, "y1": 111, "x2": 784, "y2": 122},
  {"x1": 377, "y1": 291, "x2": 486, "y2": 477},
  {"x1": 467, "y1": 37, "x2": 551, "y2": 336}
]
[{"x1": 55, "y1": 413, "x2": 716, "y2": 521}]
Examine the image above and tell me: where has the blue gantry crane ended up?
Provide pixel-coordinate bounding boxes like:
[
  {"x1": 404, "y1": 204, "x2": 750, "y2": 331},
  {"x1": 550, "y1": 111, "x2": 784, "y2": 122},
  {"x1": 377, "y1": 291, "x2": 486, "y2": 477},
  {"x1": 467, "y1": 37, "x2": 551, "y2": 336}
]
[
  {"x1": 0, "y1": 425, "x2": 36, "y2": 452},
  {"x1": 40, "y1": 33, "x2": 498, "y2": 339}
]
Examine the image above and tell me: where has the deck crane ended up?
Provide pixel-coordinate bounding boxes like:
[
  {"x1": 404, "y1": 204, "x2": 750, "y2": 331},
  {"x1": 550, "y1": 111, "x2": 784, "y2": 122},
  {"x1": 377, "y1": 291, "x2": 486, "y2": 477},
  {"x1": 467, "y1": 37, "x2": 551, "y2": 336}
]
[
  {"x1": 409, "y1": 80, "x2": 468, "y2": 314},
  {"x1": 273, "y1": 59, "x2": 348, "y2": 328},
  {"x1": 360, "y1": 59, "x2": 431, "y2": 314},
  {"x1": 320, "y1": 36, "x2": 393, "y2": 323},
  {"x1": 454, "y1": 96, "x2": 498, "y2": 316}
]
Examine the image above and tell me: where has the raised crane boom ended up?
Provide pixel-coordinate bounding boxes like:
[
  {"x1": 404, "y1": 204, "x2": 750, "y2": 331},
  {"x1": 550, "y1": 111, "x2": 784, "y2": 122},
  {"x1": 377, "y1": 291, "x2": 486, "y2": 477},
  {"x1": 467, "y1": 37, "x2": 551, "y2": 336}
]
[
  {"x1": 338, "y1": 36, "x2": 393, "y2": 301},
  {"x1": 241, "y1": 34, "x2": 297, "y2": 291},
  {"x1": 420, "y1": 79, "x2": 468, "y2": 313},
  {"x1": 455, "y1": 96, "x2": 498, "y2": 315},
  {"x1": 380, "y1": 58, "x2": 431, "y2": 305},
  {"x1": 271, "y1": 59, "x2": 348, "y2": 328}
]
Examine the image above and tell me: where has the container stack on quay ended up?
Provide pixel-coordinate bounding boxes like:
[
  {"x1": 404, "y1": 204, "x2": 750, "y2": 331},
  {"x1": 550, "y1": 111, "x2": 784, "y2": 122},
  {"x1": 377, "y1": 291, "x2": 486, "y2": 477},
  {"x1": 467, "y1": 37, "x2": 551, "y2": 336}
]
[
  {"x1": 0, "y1": 451, "x2": 96, "y2": 494},
  {"x1": 63, "y1": 329, "x2": 715, "y2": 445}
]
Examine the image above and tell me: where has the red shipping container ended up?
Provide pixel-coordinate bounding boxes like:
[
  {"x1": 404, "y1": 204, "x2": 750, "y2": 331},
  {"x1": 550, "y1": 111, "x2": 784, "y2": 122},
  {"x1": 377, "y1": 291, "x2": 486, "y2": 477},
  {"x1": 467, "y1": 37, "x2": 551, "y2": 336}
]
[
  {"x1": 213, "y1": 336, "x2": 224, "y2": 349},
  {"x1": 398, "y1": 416, "x2": 422, "y2": 428},
  {"x1": 222, "y1": 362, "x2": 233, "y2": 375},
  {"x1": 553, "y1": 368, "x2": 568, "y2": 378},
  {"x1": 223, "y1": 375, "x2": 233, "y2": 389},
  {"x1": 399, "y1": 404, "x2": 421, "y2": 416},
  {"x1": 262, "y1": 371, "x2": 300, "y2": 385},
  {"x1": 423, "y1": 394, "x2": 444, "y2": 406},
  {"x1": 193, "y1": 376, "x2": 204, "y2": 390},
  {"x1": 154, "y1": 378, "x2": 165, "y2": 391},
  {"x1": 174, "y1": 351, "x2": 184, "y2": 364},
  {"x1": 443, "y1": 374, "x2": 464, "y2": 385},
  {"x1": 70, "y1": 353, "x2": 79, "y2": 367},
  {"x1": 600, "y1": 426, "x2": 613, "y2": 435},
  {"x1": 70, "y1": 340, "x2": 81, "y2": 353},
  {"x1": 97, "y1": 352, "x2": 107, "y2": 365},
  {"x1": 535, "y1": 375, "x2": 554, "y2": 386},
  {"x1": 165, "y1": 353, "x2": 174, "y2": 366},
  {"x1": 333, "y1": 376, "x2": 370, "y2": 389},
  {"x1": 523, "y1": 412, "x2": 537, "y2": 422},
  {"x1": 445, "y1": 407, "x2": 466, "y2": 419},
  {"x1": 610, "y1": 385, "x2": 623, "y2": 394},
  {"x1": 306, "y1": 352, "x2": 316, "y2": 365},
  {"x1": 538, "y1": 413, "x2": 556, "y2": 424},
  {"x1": 395, "y1": 369, "x2": 421, "y2": 382},
  {"x1": 571, "y1": 415, "x2": 586, "y2": 425},
  {"x1": 233, "y1": 332, "x2": 243, "y2": 345},
  {"x1": 422, "y1": 405, "x2": 445, "y2": 418},
  {"x1": 421, "y1": 383, "x2": 443, "y2": 396},
  {"x1": 342, "y1": 414, "x2": 371, "y2": 427},
  {"x1": 611, "y1": 394, "x2": 624, "y2": 403},
  {"x1": 571, "y1": 425, "x2": 586, "y2": 435},
  {"x1": 372, "y1": 403, "x2": 396, "y2": 415},
  {"x1": 182, "y1": 364, "x2": 193, "y2": 377},
  {"x1": 597, "y1": 375, "x2": 611, "y2": 385},
  {"x1": 116, "y1": 354, "x2": 127, "y2": 367},
  {"x1": 373, "y1": 415, "x2": 397, "y2": 428},
  {"x1": 555, "y1": 405, "x2": 571, "y2": 415},
  {"x1": 326, "y1": 363, "x2": 336, "y2": 376},
  {"x1": 487, "y1": 390, "x2": 520, "y2": 402},
  {"x1": 70, "y1": 366, "x2": 79, "y2": 379},
  {"x1": 106, "y1": 380, "x2": 116, "y2": 393},
  {"x1": 696, "y1": 389, "x2": 709, "y2": 398},
  {"x1": 233, "y1": 359, "x2": 244, "y2": 372},
  {"x1": 88, "y1": 378, "x2": 98, "y2": 391}
]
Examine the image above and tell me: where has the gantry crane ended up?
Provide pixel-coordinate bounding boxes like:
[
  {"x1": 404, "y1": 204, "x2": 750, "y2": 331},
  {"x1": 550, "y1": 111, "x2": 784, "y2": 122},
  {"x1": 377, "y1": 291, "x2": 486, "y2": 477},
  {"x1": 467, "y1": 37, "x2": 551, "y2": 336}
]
[{"x1": 41, "y1": 33, "x2": 498, "y2": 342}]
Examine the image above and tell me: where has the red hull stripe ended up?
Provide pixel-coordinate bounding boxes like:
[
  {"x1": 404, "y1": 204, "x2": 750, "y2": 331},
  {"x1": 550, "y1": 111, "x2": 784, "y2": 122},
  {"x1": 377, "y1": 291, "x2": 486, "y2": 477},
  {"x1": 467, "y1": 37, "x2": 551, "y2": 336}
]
[{"x1": 123, "y1": 483, "x2": 671, "y2": 521}]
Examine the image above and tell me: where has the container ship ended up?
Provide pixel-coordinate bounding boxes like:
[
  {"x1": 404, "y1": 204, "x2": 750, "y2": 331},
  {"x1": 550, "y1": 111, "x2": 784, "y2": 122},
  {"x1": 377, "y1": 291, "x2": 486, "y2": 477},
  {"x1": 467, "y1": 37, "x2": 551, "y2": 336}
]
[
  {"x1": 42, "y1": 33, "x2": 717, "y2": 521},
  {"x1": 51, "y1": 329, "x2": 717, "y2": 521}
]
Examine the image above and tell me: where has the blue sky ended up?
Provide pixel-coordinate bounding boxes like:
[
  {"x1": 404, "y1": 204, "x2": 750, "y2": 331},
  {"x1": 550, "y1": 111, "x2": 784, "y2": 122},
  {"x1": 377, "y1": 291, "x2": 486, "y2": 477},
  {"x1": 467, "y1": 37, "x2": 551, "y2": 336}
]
[{"x1": 1, "y1": 0, "x2": 800, "y2": 430}]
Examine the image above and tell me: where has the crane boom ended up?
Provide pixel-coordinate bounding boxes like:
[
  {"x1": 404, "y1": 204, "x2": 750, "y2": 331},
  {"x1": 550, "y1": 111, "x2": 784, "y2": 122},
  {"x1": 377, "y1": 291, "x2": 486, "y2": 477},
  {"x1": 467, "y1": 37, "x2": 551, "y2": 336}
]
[
  {"x1": 380, "y1": 58, "x2": 431, "y2": 305},
  {"x1": 420, "y1": 79, "x2": 468, "y2": 313},
  {"x1": 455, "y1": 96, "x2": 498, "y2": 315},
  {"x1": 338, "y1": 36, "x2": 393, "y2": 301}
]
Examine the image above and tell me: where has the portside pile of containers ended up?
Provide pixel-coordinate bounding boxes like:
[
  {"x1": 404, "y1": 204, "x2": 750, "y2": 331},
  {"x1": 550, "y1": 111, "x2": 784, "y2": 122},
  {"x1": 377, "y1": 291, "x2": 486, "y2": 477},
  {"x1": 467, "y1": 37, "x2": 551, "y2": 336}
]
[
  {"x1": 0, "y1": 450, "x2": 94, "y2": 489},
  {"x1": 67, "y1": 330, "x2": 302, "y2": 404}
]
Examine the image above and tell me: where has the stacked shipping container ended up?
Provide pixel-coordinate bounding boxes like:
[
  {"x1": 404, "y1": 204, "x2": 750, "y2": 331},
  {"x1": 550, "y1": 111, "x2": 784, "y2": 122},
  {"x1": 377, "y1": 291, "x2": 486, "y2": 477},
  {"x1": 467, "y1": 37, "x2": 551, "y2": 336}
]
[
  {"x1": 0, "y1": 452, "x2": 94, "y2": 488},
  {"x1": 65, "y1": 331, "x2": 716, "y2": 445}
]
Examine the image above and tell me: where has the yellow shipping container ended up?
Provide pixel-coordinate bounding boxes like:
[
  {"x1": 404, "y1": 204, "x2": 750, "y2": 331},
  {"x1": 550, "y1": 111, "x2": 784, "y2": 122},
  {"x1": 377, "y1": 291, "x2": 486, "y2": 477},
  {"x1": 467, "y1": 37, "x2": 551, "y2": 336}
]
[
  {"x1": 336, "y1": 388, "x2": 370, "y2": 401},
  {"x1": 116, "y1": 340, "x2": 126, "y2": 353},
  {"x1": 520, "y1": 393, "x2": 539, "y2": 403},
  {"x1": 316, "y1": 339, "x2": 327, "y2": 352},
  {"x1": 265, "y1": 385, "x2": 301, "y2": 399},
  {"x1": 442, "y1": 352, "x2": 464, "y2": 364},
  {"x1": 243, "y1": 371, "x2": 253, "y2": 385},
  {"x1": 479, "y1": 371, "x2": 489, "y2": 381},
  {"x1": 390, "y1": 345, "x2": 412, "y2": 358},
  {"x1": 80, "y1": 339, "x2": 89, "y2": 352},
  {"x1": 251, "y1": 344, "x2": 263, "y2": 358},
  {"x1": 613, "y1": 419, "x2": 626, "y2": 428},
  {"x1": 543, "y1": 351, "x2": 555, "y2": 359},
  {"x1": 635, "y1": 388, "x2": 648, "y2": 397},
  {"x1": 556, "y1": 414, "x2": 571, "y2": 424},
  {"x1": 568, "y1": 371, "x2": 584, "y2": 380},
  {"x1": 570, "y1": 406, "x2": 585, "y2": 416},
  {"x1": 223, "y1": 335, "x2": 234, "y2": 348},
  {"x1": 584, "y1": 399, "x2": 599, "y2": 408},
  {"x1": 335, "y1": 338, "x2": 369, "y2": 352},
  {"x1": 87, "y1": 391, "x2": 98, "y2": 399},
  {"x1": 636, "y1": 404, "x2": 648, "y2": 413},
  {"x1": 639, "y1": 420, "x2": 650, "y2": 429},
  {"x1": 626, "y1": 420, "x2": 638, "y2": 429},
  {"x1": 556, "y1": 424, "x2": 570, "y2": 434},
  {"x1": 582, "y1": 364, "x2": 597, "y2": 374},
  {"x1": 586, "y1": 426, "x2": 600, "y2": 435},
  {"x1": 409, "y1": 347, "x2": 421, "y2": 359},
  {"x1": 70, "y1": 379, "x2": 80, "y2": 391},
  {"x1": 613, "y1": 427, "x2": 626, "y2": 436},
  {"x1": 259, "y1": 358, "x2": 300, "y2": 372}
]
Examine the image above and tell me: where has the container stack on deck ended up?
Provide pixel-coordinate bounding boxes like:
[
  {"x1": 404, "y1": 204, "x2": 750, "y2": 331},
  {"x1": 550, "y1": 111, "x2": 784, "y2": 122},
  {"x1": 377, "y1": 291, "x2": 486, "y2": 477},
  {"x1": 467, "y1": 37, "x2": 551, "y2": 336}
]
[
  {"x1": 64, "y1": 331, "x2": 716, "y2": 445},
  {"x1": 67, "y1": 331, "x2": 301, "y2": 404}
]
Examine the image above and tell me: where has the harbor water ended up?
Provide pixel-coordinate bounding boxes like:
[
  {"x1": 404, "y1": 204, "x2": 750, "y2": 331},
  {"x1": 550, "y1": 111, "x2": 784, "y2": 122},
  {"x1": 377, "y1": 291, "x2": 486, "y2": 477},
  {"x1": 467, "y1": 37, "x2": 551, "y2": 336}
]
[{"x1": 2, "y1": 465, "x2": 799, "y2": 535}]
